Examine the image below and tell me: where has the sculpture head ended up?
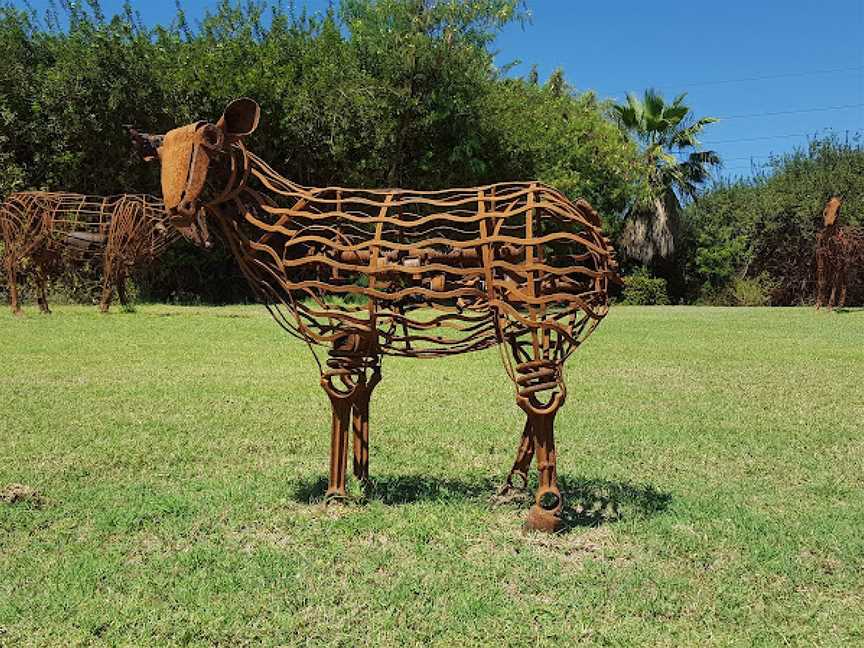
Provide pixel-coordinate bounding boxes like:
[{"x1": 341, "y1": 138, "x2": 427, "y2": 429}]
[
  {"x1": 128, "y1": 98, "x2": 261, "y2": 249},
  {"x1": 823, "y1": 196, "x2": 843, "y2": 227}
]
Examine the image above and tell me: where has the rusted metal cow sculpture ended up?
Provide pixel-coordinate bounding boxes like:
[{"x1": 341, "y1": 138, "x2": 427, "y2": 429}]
[
  {"x1": 816, "y1": 196, "x2": 864, "y2": 310},
  {"x1": 130, "y1": 98, "x2": 619, "y2": 531},
  {"x1": 1, "y1": 192, "x2": 176, "y2": 314}
]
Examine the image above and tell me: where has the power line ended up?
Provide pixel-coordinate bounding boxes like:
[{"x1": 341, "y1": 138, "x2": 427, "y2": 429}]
[
  {"x1": 717, "y1": 155, "x2": 773, "y2": 162},
  {"x1": 718, "y1": 102, "x2": 864, "y2": 120},
  {"x1": 601, "y1": 64, "x2": 864, "y2": 99},
  {"x1": 673, "y1": 151, "x2": 776, "y2": 159},
  {"x1": 676, "y1": 65, "x2": 864, "y2": 89},
  {"x1": 703, "y1": 132, "x2": 815, "y2": 144}
]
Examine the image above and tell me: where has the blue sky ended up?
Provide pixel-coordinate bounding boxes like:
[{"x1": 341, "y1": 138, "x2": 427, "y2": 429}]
[{"x1": 17, "y1": 0, "x2": 864, "y2": 179}]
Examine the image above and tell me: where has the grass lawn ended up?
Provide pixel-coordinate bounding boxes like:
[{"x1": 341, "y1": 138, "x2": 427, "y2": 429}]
[{"x1": 1, "y1": 304, "x2": 862, "y2": 647}]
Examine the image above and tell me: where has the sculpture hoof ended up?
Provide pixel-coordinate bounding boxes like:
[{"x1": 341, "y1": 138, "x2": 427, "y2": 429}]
[
  {"x1": 523, "y1": 505, "x2": 563, "y2": 533},
  {"x1": 324, "y1": 488, "x2": 348, "y2": 504}
]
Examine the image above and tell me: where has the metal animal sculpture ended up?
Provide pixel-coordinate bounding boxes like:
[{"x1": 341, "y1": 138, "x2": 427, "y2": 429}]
[
  {"x1": 815, "y1": 196, "x2": 864, "y2": 310},
  {"x1": 130, "y1": 98, "x2": 620, "y2": 532},
  {"x1": 1, "y1": 192, "x2": 176, "y2": 314}
]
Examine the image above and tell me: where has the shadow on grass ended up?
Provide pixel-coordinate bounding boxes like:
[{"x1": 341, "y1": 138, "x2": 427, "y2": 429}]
[
  {"x1": 833, "y1": 307, "x2": 864, "y2": 315},
  {"x1": 291, "y1": 473, "x2": 671, "y2": 532},
  {"x1": 555, "y1": 476, "x2": 672, "y2": 531},
  {"x1": 292, "y1": 474, "x2": 498, "y2": 505}
]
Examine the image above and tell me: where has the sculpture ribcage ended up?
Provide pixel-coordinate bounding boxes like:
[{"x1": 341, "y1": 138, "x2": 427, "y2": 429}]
[{"x1": 1, "y1": 192, "x2": 175, "y2": 314}]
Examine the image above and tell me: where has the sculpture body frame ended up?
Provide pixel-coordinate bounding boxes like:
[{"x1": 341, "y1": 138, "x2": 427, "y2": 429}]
[{"x1": 131, "y1": 98, "x2": 621, "y2": 531}]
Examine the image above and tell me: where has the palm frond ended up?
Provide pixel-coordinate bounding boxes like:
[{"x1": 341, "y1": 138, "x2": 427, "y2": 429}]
[{"x1": 612, "y1": 89, "x2": 721, "y2": 260}]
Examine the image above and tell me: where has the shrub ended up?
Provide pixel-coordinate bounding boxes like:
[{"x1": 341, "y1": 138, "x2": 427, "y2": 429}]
[
  {"x1": 621, "y1": 267, "x2": 670, "y2": 305},
  {"x1": 698, "y1": 274, "x2": 776, "y2": 306},
  {"x1": 731, "y1": 276, "x2": 775, "y2": 306}
]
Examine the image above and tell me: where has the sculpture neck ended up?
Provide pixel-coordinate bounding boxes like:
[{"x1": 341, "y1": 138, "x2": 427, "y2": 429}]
[{"x1": 204, "y1": 142, "x2": 253, "y2": 212}]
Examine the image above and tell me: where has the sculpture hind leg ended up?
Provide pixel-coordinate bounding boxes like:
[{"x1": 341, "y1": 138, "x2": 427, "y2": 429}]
[
  {"x1": 516, "y1": 361, "x2": 566, "y2": 532},
  {"x1": 499, "y1": 335, "x2": 567, "y2": 532},
  {"x1": 498, "y1": 418, "x2": 535, "y2": 495},
  {"x1": 837, "y1": 269, "x2": 848, "y2": 309},
  {"x1": 322, "y1": 375, "x2": 354, "y2": 499},
  {"x1": 828, "y1": 277, "x2": 838, "y2": 311},
  {"x1": 99, "y1": 256, "x2": 125, "y2": 313},
  {"x1": 815, "y1": 252, "x2": 826, "y2": 309}
]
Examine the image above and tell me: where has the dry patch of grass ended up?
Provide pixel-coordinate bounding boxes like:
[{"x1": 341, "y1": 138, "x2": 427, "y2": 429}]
[{"x1": 0, "y1": 483, "x2": 43, "y2": 507}]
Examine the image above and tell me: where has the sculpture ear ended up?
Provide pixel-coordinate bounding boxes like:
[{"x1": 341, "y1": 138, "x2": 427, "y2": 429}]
[{"x1": 217, "y1": 98, "x2": 260, "y2": 141}]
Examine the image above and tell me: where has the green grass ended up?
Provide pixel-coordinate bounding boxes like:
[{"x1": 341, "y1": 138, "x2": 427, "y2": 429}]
[{"x1": 1, "y1": 304, "x2": 863, "y2": 647}]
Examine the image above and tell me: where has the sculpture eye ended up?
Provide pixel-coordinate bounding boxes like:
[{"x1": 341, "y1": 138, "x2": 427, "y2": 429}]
[{"x1": 201, "y1": 124, "x2": 224, "y2": 150}]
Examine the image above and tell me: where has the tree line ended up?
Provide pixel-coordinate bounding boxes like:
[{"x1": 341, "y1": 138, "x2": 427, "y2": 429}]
[{"x1": 1, "y1": 0, "x2": 861, "y2": 305}]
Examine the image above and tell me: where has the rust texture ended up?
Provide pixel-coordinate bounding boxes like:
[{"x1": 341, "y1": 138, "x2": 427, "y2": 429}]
[
  {"x1": 131, "y1": 98, "x2": 620, "y2": 532},
  {"x1": 1, "y1": 192, "x2": 175, "y2": 314},
  {"x1": 815, "y1": 196, "x2": 864, "y2": 310}
]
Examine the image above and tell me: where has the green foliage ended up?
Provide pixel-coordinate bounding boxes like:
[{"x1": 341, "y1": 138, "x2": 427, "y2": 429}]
[
  {"x1": 684, "y1": 136, "x2": 864, "y2": 305},
  {"x1": 613, "y1": 89, "x2": 720, "y2": 206},
  {"x1": 485, "y1": 76, "x2": 643, "y2": 219},
  {"x1": 620, "y1": 266, "x2": 669, "y2": 305},
  {"x1": 0, "y1": 0, "x2": 643, "y2": 303},
  {"x1": 697, "y1": 274, "x2": 776, "y2": 307}
]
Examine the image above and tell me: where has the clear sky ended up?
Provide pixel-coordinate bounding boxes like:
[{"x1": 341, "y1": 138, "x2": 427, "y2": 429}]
[{"x1": 16, "y1": 0, "x2": 864, "y2": 179}]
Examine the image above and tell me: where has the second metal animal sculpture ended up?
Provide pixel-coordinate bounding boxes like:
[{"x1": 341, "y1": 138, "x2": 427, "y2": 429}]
[
  {"x1": 130, "y1": 98, "x2": 620, "y2": 532},
  {"x1": 1, "y1": 192, "x2": 176, "y2": 314},
  {"x1": 815, "y1": 196, "x2": 864, "y2": 310}
]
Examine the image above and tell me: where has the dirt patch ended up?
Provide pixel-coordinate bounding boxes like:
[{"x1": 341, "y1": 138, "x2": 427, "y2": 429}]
[
  {"x1": 523, "y1": 525, "x2": 636, "y2": 569},
  {"x1": 0, "y1": 483, "x2": 44, "y2": 507}
]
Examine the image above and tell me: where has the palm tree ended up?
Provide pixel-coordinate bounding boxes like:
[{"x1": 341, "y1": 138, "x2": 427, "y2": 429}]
[{"x1": 613, "y1": 90, "x2": 720, "y2": 288}]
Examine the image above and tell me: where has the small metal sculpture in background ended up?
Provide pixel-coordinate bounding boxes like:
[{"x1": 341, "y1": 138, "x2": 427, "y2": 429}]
[
  {"x1": 815, "y1": 196, "x2": 864, "y2": 310},
  {"x1": 1, "y1": 192, "x2": 176, "y2": 314},
  {"x1": 131, "y1": 98, "x2": 620, "y2": 532}
]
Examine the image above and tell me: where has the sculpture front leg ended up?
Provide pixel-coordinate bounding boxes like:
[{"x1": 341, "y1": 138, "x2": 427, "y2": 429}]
[
  {"x1": 99, "y1": 275, "x2": 115, "y2": 313},
  {"x1": 815, "y1": 255, "x2": 826, "y2": 310},
  {"x1": 351, "y1": 365, "x2": 381, "y2": 485},
  {"x1": 321, "y1": 375, "x2": 354, "y2": 500},
  {"x1": 117, "y1": 272, "x2": 130, "y2": 308}
]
